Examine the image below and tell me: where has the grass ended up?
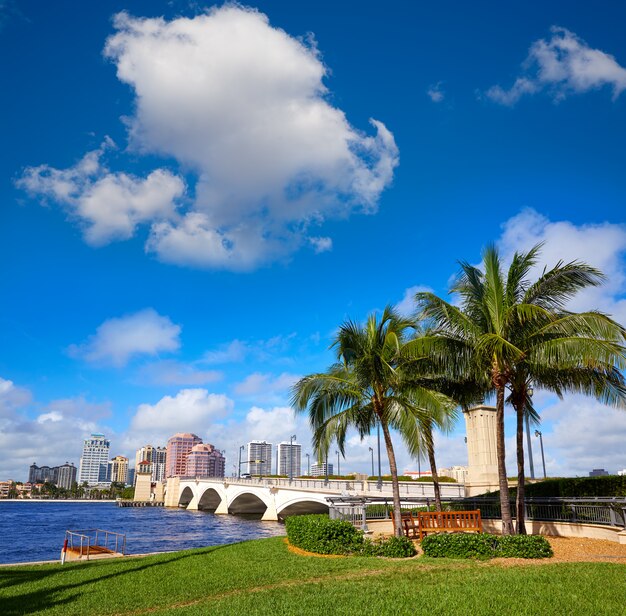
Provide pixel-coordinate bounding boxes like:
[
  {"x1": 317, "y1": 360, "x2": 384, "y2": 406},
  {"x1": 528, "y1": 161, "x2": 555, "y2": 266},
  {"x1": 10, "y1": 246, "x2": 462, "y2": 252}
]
[{"x1": 0, "y1": 537, "x2": 624, "y2": 615}]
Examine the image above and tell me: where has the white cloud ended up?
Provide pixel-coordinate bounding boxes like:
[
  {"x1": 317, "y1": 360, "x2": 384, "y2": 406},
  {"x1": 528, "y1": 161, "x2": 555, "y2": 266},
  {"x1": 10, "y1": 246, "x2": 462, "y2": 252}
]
[
  {"x1": 309, "y1": 236, "x2": 333, "y2": 254},
  {"x1": 127, "y1": 388, "x2": 233, "y2": 448},
  {"x1": 70, "y1": 308, "x2": 181, "y2": 367},
  {"x1": 0, "y1": 380, "x2": 111, "y2": 480},
  {"x1": 17, "y1": 140, "x2": 184, "y2": 245},
  {"x1": 486, "y1": 27, "x2": 626, "y2": 105},
  {"x1": 136, "y1": 360, "x2": 222, "y2": 386},
  {"x1": 233, "y1": 372, "x2": 300, "y2": 402},
  {"x1": 497, "y1": 208, "x2": 626, "y2": 324},
  {"x1": 535, "y1": 395, "x2": 626, "y2": 476},
  {"x1": 98, "y1": 6, "x2": 397, "y2": 269},
  {"x1": 427, "y1": 82, "x2": 445, "y2": 103},
  {"x1": 202, "y1": 340, "x2": 249, "y2": 364},
  {"x1": 395, "y1": 285, "x2": 433, "y2": 317}
]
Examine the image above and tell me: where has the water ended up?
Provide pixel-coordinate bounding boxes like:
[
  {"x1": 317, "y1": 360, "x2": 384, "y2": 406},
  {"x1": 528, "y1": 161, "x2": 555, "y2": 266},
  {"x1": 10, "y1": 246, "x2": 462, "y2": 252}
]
[{"x1": 0, "y1": 501, "x2": 285, "y2": 564}]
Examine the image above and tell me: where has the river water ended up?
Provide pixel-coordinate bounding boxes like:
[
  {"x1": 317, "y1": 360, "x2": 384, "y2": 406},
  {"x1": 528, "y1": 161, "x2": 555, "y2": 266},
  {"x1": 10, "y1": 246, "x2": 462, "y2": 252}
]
[{"x1": 0, "y1": 501, "x2": 285, "y2": 564}]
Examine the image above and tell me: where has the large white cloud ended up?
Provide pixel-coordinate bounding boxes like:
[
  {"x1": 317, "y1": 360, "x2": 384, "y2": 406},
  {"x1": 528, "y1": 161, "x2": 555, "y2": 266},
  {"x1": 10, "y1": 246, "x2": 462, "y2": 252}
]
[
  {"x1": 69, "y1": 308, "x2": 181, "y2": 367},
  {"x1": 486, "y1": 27, "x2": 626, "y2": 105},
  {"x1": 19, "y1": 7, "x2": 398, "y2": 270},
  {"x1": 17, "y1": 140, "x2": 184, "y2": 245},
  {"x1": 497, "y1": 209, "x2": 626, "y2": 324},
  {"x1": 0, "y1": 379, "x2": 112, "y2": 479},
  {"x1": 233, "y1": 372, "x2": 300, "y2": 402},
  {"x1": 127, "y1": 388, "x2": 233, "y2": 449}
]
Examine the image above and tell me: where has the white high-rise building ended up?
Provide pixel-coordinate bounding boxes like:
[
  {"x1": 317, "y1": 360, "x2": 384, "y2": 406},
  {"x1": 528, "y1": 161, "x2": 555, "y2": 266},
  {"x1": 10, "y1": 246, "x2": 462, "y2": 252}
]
[
  {"x1": 278, "y1": 442, "x2": 302, "y2": 477},
  {"x1": 135, "y1": 445, "x2": 167, "y2": 484},
  {"x1": 247, "y1": 441, "x2": 272, "y2": 476},
  {"x1": 78, "y1": 433, "x2": 111, "y2": 486},
  {"x1": 311, "y1": 462, "x2": 333, "y2": 477}
]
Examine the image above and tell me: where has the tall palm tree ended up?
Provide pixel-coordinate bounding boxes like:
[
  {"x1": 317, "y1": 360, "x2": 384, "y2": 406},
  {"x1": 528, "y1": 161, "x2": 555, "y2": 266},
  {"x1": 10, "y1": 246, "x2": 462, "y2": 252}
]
[
  {"x1": 291, "y1": 307, "x2": 454, "y2": 536},
  {"x1": 415, "y1": 244, "x2": 626, "y2": 534}
]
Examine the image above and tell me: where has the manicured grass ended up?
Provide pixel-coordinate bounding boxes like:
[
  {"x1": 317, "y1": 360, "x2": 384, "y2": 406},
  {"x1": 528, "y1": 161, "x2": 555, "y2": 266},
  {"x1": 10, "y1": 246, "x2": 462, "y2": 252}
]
[{"x1": 1, "y1": 537, "x2": 624, "y2": 615}]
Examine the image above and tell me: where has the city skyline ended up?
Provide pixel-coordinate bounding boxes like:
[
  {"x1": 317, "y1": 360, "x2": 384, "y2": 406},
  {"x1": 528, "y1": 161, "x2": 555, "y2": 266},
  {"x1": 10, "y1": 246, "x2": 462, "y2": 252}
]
[{"x1": 1, "y1": 1, "x2": 626, "y2": 481}]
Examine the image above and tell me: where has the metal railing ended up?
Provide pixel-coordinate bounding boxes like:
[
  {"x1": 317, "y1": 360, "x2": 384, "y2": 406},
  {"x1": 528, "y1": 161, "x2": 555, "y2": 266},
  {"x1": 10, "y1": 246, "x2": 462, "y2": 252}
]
[
  {"x1": 65, "y1": 529, "x2": 127, "y2": 560},
  {"x1": 457, "y1": 497, "x2": 626, "y2": 528},
  {"x1": 178, "y1": 476, "x2": 465, "y2": 498},
  {"x1": 328, "y1": 496, "x2": 626, "y2": 529}
]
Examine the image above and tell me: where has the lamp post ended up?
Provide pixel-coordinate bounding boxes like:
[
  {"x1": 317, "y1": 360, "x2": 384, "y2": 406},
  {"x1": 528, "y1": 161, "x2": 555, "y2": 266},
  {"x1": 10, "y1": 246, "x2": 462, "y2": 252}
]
[
  {"x1": 526, "y1": 387, "x2": 535, "y2": 479},
  {"x1": 377, "y1": 424, "x2": 382, "y2": 489},
  {"x1": 238, "y1": 445, "x2": 245, "y2": 478},
  {"x1": 535, "y1": 430, "x2": 547, "y2": 479},
  {"x1": 368, "y1": 447, "x2": 374, "y2": 477},
  {"x1": 325, "y1": 452, "x2": 329, "y2": 485},
  {"x1": 336, "y1": 450, "x2": 341, "y2": 477},
  {"x1": 305, "y1": 453, "x2": 310, "y2": 476},
  {"x1": 289, "y1": 435, "x2": 296, "y2": 482}
]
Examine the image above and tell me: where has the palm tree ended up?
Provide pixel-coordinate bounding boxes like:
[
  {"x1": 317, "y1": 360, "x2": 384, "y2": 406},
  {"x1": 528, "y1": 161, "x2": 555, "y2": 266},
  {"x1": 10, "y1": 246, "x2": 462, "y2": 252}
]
[
  {"x1": 415, "y1": 244, "x2": 626, "y2": 534},
  {"x1": 291, "y1": 307, "x2": 454, "y2": 536}
]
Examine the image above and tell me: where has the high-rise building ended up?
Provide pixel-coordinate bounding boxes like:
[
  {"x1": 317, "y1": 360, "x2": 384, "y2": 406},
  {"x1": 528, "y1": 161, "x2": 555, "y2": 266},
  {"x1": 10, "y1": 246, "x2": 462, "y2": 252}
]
[
  {"x1": 56, "y1": 462, "x2": 77, "y2": 490},
  {"x1": 135, "y1": 445, "x2": 167, "y2": 483},
  {"x1": 185, "y1": 444, "x2": 226, "y2": 477},
  {"x1": 247, "y1": 441, "x2": 272, "y2": 476},
  {"x1": 28, "y1": 463, "x2": 58, "y2": 484},
  {"x1": 166, "y1": 433, "x2": 202, "y2": 478},
  {"x1": 278, "y1": 442, "x2": 302, "y2": 477},
  {"x1": 109, "y1": 456, "x2": 129, "y2": 484},
  {"x1": 78, "y1": 434, "x2": 111, "y2": 486},
  {"x1": 310, "y1": 462, "x2": 333, "y2": 477}
]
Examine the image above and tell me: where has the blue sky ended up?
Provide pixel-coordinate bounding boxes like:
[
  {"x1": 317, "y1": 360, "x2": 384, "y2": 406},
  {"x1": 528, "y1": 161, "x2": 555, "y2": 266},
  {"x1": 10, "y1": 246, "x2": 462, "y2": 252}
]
[{"x1": 1, "y1": 0, "x2": 626, "y2": 480}]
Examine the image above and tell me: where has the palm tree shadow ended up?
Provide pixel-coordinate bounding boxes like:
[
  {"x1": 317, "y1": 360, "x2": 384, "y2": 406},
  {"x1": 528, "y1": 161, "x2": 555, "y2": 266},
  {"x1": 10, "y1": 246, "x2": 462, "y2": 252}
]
[{"x1": 0, "y1": 545, "x2": 230, "y2": 615}]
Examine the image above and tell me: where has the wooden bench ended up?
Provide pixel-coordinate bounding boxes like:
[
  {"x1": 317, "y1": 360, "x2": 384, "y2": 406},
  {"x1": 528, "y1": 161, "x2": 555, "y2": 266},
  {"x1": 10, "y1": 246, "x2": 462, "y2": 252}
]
[
  {"x1": 401, "y1": 511, "x2": 419, "y2": 538},
  {"x1": 417, "y1": 510, "x2": 482, "y2": 540}
]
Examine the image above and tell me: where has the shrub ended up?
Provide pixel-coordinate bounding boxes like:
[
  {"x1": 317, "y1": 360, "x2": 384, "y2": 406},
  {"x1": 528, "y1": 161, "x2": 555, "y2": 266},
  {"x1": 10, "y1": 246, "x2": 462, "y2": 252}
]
[
  {"x1": 421, "y1": 533, "x2": 497, "y2": 559},
  {"x1": 360, "y1": 535, "x2": 417, "y2": 558},
  {"x1": 497, "y1": 535, "x2": 553, "y2": 559},
  {"x1": 415, "y1": 475, "x2": 457, "y2": 483},
  {"x1": 421, "y1": 532, "x2": 553, "y2": 559},
  {"x1": 285, "y1": 514, "x2": 364, "y2": 555},
  {"x1": 485, "y1": 475, "x2": 626, "y2": 498}
]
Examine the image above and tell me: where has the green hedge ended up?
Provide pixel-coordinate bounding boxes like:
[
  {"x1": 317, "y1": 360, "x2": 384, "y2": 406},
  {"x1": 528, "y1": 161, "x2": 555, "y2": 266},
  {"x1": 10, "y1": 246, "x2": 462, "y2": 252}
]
[
  {"x1": 285, "y1": 515, "x2": 416, "y2": 558},
  {"x1": 285, "y1": 514, "x2": 363, "y2": 555},
  {"x1": 524, "y1": 475, "x2": 626, "y2": 498},
  {"x1": 421, "y1": 533, "x2": 553, "y2": 559}
]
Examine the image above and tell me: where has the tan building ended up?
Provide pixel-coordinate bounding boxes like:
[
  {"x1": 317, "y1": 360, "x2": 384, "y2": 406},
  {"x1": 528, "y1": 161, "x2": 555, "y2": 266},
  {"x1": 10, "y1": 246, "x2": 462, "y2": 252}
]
[
  {"x1": 133, "y1": 460, "x2": 153, "y2": 501},
  {"x1": 109, "y1": 456, "x2": 129, "y2": 484},
  {"x1": 135, "y1": 445, "x2": 167, "y2": 483},
  {"x1": 439, "y1": 466, "x2": 469, "y2": 483}
]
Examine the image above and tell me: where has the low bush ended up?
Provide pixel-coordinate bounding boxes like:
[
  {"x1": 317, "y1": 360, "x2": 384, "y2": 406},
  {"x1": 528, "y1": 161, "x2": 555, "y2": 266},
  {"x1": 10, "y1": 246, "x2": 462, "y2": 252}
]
[
  {"x1": 421, "y1": 533, "x2": 553, "y2": 559},
  {"x1": 421, "y1": 533, "x2": 497, "y2": 559},
  {"x1": 361, "y1": 535, "x2": 417, "y2": 558},
  {"x1": 285, "y1": 514, "x2": 364, "y2": 555},
  {"x1": 285, "y1": 515, "x2": 416, "y2": 558},
  {"x1": 497, "y1": 535, "x2": 553, "y2": 558}
]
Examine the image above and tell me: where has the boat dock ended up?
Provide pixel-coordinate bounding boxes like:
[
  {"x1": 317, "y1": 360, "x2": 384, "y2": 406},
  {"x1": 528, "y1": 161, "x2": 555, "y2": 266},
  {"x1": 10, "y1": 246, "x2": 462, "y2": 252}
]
[
  {"x1": 117, "y1": 500, "x2": 164, "y2": 507},
  {"x1": 62, "y1": 529, "x2": 126, "y2": 563}
]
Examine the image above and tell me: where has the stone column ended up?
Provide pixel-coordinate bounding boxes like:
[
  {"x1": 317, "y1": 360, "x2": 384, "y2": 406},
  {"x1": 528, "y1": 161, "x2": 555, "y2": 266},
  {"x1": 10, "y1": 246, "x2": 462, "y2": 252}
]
[{"x1": 464, "y1": 405, "x2": 500, "y2": 496}]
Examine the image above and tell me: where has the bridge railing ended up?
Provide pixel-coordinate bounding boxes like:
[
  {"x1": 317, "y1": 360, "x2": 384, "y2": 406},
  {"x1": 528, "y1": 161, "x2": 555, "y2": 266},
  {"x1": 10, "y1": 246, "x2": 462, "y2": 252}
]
[{"x1": 179, "y1": 476, "x2": 465, "y2": 498}]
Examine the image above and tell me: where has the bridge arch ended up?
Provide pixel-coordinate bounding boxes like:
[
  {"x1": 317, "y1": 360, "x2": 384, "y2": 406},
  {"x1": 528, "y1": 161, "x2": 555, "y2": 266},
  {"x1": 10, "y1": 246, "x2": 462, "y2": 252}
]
[
  {"x1": 178, "y1": 486, "x2": 194, "y2": 508},
  {"x1": 198, "y1": 487, "x2": 222, "y2": 512},
  {"x1": 277, "y1": 500, "x2": 329, "y2": 519},
  {"x1": 228, "y1": 491, "x2": 269, "y2": 517}
]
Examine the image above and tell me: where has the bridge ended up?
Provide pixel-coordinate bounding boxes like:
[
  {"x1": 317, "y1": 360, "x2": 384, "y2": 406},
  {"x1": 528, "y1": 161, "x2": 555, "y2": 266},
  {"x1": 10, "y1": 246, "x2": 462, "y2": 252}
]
[{"x1": 164, "y1": 476, "x2": 466, "y2": 521}]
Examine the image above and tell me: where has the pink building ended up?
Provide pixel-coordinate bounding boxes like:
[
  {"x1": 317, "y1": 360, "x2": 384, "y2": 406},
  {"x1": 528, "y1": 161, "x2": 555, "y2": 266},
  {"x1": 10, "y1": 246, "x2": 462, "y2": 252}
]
[
  {"x1": 185, "y1": 443, "x2": 226, "y2": 478},
  {"x1": 166, "y1": 433, "x2": 203, "y2": 478}
]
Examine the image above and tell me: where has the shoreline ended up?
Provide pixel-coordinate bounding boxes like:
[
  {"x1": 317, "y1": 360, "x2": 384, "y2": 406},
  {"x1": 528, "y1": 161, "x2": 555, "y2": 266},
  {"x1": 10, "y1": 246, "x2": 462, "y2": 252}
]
[{"x1": 0, "y1": 499, "x2": 117, "y2": 503}]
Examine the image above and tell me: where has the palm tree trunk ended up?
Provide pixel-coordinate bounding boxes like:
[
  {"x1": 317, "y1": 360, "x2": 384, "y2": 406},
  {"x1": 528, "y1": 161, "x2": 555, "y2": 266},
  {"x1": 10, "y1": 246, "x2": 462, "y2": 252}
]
[
  {"x1": 515, "y1": 403, "x2": 527, "y2": 534},
  {"x1": 495, "y1": 385, "x2": 514, "y2": 535},
  {"x1": 380, "y1": 420, "x2": 403, "y2": 537},
  {"x1": 425, "y1": 424, "x2": 442, "y2": 512}
]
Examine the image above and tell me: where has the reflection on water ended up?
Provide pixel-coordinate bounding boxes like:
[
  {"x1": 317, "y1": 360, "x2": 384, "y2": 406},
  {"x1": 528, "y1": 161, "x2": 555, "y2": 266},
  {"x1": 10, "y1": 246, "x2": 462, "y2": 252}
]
[{"x1": 0, "y1": 502, "x2": 285, "y2": 564}]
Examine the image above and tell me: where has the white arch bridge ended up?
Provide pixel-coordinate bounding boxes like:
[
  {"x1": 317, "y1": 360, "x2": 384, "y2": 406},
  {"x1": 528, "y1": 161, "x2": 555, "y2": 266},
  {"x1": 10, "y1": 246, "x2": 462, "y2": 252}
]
[{"x1": 164, "y1": 476, "x2": 466, "y2": 521}]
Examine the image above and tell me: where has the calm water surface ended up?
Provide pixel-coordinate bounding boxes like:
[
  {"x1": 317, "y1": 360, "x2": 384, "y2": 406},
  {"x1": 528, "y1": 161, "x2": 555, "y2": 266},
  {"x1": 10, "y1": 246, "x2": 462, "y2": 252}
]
[{"x1": 0, "y1": 501, "x2": 285, "y2": 564}]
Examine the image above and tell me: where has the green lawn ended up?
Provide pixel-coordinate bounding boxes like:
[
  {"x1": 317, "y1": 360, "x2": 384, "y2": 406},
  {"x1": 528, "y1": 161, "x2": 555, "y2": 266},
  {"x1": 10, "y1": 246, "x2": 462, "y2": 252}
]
[{"x1": 0, "y1": 537, "x2": 624, "y2": 615}]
